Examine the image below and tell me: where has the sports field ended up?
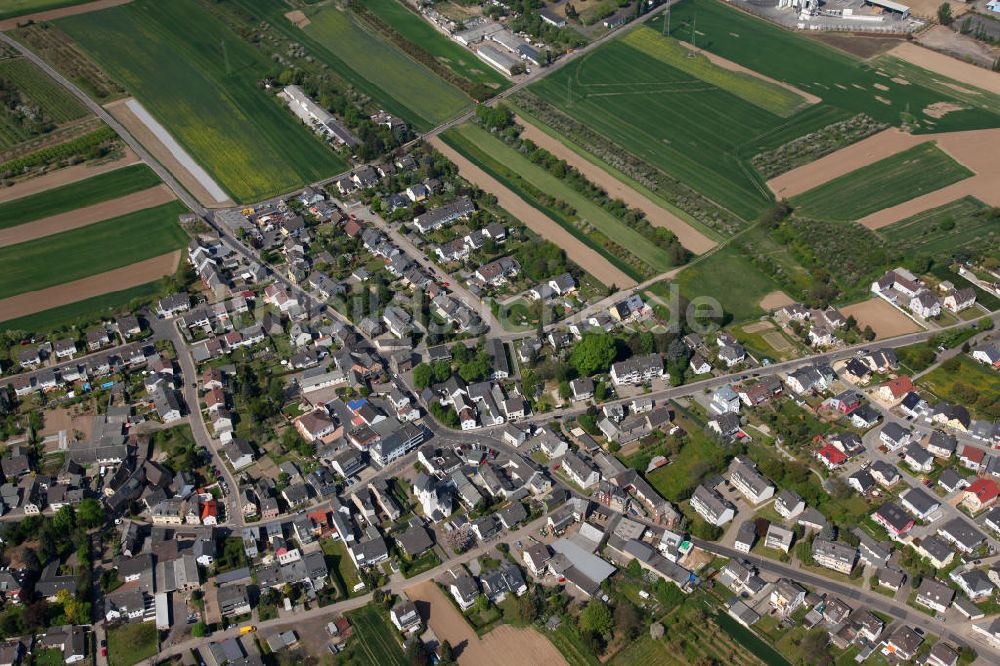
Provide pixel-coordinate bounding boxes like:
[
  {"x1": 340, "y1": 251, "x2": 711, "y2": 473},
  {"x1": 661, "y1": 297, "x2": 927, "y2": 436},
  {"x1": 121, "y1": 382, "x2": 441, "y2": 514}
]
[
  {"x1": 529, "y1": 0, "x2": 1000, "y2": 222},
  {"x1": 879, "y1": 196, "x2": 996, "y2": 256},
  {"x1": 790, "y1": 142, "x2": 973, "y2": 221},
  {"x1": 0, "y1": 163, "x2": 160, "y2": 230},
  {"x1": 301, "y1": 5, "x2": 469, "y2": 130},
  {"x1": 0, "y1": 200, "x2": 188, "y2": 299},
  {"x1": 364, "y1": 0, "x2": 509, "y2": 90},
  {"x1": 443, "y1": 122, "x2": 678, "y2": 279},
  {"x1": 57, "y1": 0, "x2": 346, "y2": 203}
]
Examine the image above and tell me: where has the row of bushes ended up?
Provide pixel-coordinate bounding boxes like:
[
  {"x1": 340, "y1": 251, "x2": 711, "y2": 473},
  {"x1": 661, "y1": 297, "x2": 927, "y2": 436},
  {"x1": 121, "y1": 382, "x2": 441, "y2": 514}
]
[
  {"x1": 511, "y1": 91, "x2": 745, "y2": 236},
  {"x1": 1, "y1": 125, "x2": 117, "y2": 178}
]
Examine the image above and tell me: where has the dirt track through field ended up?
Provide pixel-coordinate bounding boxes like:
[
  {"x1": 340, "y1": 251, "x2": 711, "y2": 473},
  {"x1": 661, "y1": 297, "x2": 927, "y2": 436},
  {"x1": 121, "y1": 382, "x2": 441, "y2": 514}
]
[
  {"x1": 841, "y1": 297, "x2": 923, "y2": 339},
  {"x1": 767, "y1": 128, "x2": 922, "y2": 198},
  {"x1": 429, "y1": 136, "x2": 637, "y2": 289},
  {"x1": 0, "y1": 0, "x2": 132, "y2": 30},
  {"x1": 0, "y1": 250, "x2": 179, "y2": 322},
  {"x1": 0, "y1": 184, "x2": 175, "y2": 247},
  {"x1": 889, "y1": 42, "x2": 1000, "y2": 95},
  {"x1": 768, "y1": 127, "x2": 1000, "y2": 227},
  {"x1": 105, "y1": 98, "x2": 234, "y2": 208},
  {"x1": 677, "y1": 41, "x2": 822, "y2": 106},
  {"x1": 0, "y1": 147, "x2": 139, "y2": 203},
  {"x1": 405, "y1": 580, "x2": 567, "y2": 666},
  {"x1": 516, "y1": 116, "x2": 717, "y2": 255}
]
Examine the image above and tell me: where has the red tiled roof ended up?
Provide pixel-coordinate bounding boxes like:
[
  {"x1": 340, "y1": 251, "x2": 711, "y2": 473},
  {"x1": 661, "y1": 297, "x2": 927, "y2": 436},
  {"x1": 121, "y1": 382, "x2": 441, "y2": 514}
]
[
  {"x1": 882, "y1": 376, "x2": 914, "y2": 399},
  {"x1": 817, "y1": 444, "x2": 847, "y2": 465},
  {"x1": 966, "y1": 478, "x2": 1000, "y2": 504},
  {"x1": 962, "y1": 446, "x2": 986, "y2": 464}
]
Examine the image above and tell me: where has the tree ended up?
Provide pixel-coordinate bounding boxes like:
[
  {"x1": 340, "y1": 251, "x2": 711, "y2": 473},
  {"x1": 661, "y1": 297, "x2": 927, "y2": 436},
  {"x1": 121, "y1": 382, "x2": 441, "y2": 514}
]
[
  {"x1": 52, "y1": 506, "x2": 75, "y2": 534},
  {"x1": 439, "y1": 640, "x2": 455, "y2": 664},
  {"x1": 937, "y1": 2, "x2": 953, "y2": 25},
  {"x1": 579, "y1": 599, "x2": 614, "y2": 636},
  {"x1": 459, "y1": 353, "x2": 491, "y2": 383},
  {"x1": 412, "y1": 363, "x2": 433, "y2": 389},
  {"x1": 613, "y1": 601, "x2": 641, "y2": 640},
  {"x1": 570, "y1": 332, "x2": 616, "y2": 377}
]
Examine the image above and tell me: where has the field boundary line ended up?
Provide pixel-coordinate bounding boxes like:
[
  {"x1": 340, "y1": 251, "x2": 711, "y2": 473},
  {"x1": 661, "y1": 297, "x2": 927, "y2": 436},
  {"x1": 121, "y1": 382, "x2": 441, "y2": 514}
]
[{"x1": 0, "y1": 250, "x2": 179, "y2": 322}]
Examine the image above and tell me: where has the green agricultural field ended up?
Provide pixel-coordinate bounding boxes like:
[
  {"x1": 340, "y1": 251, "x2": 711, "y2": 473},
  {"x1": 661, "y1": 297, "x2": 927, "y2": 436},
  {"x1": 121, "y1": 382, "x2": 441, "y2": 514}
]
[
  {"x1": 364, "y1": 0, "x2": 509, "y2": 90},
  {"x1": 0, "y1": 164, "x2": 161, "y2": 230},
  {"x1": 0, "y1": 200, "x2": 188, "y2": 299},
  {"x1": 791, "y1": 142, "x2": 973, "y2": 221},
  {"x1": 0, "y1": 57, "x2": 87, "y2": 124},
  {"x1": 301, "y1": 5, "x2": 469, "y2": 130},
  {"x1": 58, "y1": 0, "x2": 346, "y2": 203},
  {"x1": 529, "y1": 0, "x2": 1000, "y2": 222},
  {"x1": 444, "y1": 122, "x2": 680, "y2": 278},
  {"x1": 623, "y1": 30, "x2": 811, "y2": 117},
  {"x1": 0, "y1": 0, "x2": 89, "y2": 20},
  {"x1": 341, "y1": 604, "x2": 407, "y2": 666},
  {"x1": 0, "y1": 280, "x2": 161, "y2": 330},
  {"x1": 879, "y1": 197, "x2": 997, "y2": 256},
  {"x1": 670, "y1": 244, "x2": 782, "y2": 324}
]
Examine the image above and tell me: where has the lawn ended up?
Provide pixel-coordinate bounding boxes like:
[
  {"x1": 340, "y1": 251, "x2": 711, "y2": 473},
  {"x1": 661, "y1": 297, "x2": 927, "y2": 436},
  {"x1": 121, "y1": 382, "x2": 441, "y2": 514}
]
[
  {"x1": 669, "y1": 244, "x2": 782, "y2": 324},
  {"x1": 443, "y1": 122, "x2": 678, "y2": 278},
  {"x1": 0, "y1": 0, "x2": 89, "y2": 19},
  {"x1": 342, "y1": 604, "x2": 408, "y2": 666},
  {"x1": 791, "y1": 142, "x2": 974, "y2": 221},
  {"x1": 0, "y1": 164, "x2": 161, "y2": 230},
  {"x1": 646, "y1": 419, "x2": 729, "y2": 502},
  {"x1": 0, "y1": 279, "x2": 161, "y2": 330},
  {"x1": 0, "y1": 200, "x2": 188, "y2": 299},
  {"x1": 363, "y1": 0, "x2": 509, "y2": 90},
  {"x1": 58, "y1": 0, "x2": 346, "y2": 202},
  {"x1": 919, "y1": 355, "x2": 1000, "y2": 419},
  {"x1": 107, "y1": 622, "x2": 158, "y2": 666},
  {"x1": 301, "y1": 4, "x2": 469, "y2": 130},
  {"x1": 399, "y1": 550, "x2": 441, "y2": 578},
  {"x1": 321, "y1": 537, "x2": 364, "y2": 596},
  {"x1": 529, "y1": 0, "x2": 1000, "y2": 223},
  {"x1": 879, "y1": 197, "x2": 997, "y2": 257}
]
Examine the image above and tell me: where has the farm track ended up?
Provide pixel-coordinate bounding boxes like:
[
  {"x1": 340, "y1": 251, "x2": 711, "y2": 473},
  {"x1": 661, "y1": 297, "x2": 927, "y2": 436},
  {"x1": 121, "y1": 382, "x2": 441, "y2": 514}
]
[
  {"x1": 430, "y1": 135, "x2": 638, "y2": 289},
  {"x1": 0, "y1": 146, "x2": 138, "y2": 202},
  {"x1": 0, "y1": 0, "x2": 132, "y2": 30},
  {"x1": 105, "y1": 97, "x2": 234, "y2": 208},
  {"x1": 769, "y1": 126, "x2": 1000, "y2": 226},
  {"x1": 889, "y1": 41, "x2": 1000, "y2": 96},
  {"x1": 0, "y1": 183, "x2": 174, "y2": 247},
  {"x1": 0, "y1": 250, "x2": 179, "y2": 322},
  {"x1": 515, "y1": 115, "x2": 718, "y2": 255}
]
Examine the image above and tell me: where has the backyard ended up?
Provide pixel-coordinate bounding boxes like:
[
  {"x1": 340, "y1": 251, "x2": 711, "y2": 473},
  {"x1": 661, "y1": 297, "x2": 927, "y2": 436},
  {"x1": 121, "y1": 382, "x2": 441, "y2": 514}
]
[{"x1": 107, "y1": 622, "x2": 158, "y2": 666}]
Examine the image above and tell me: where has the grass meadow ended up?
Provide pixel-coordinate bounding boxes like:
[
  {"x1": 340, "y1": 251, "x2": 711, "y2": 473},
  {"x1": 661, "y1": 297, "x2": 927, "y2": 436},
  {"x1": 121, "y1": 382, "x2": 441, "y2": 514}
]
[
  {"x1": 58, "y1": 0, "x2": 346, "y2": 203},
  {"x1": 879, "y1": 197, "x2": 996, "y2": 256},
  {"x1": 364, "y1": 0, "x2": 509, "y2": 90},
  {"x1": 791, "y1": 142, "x2": 973, "y2": 221},
  {"x1": 919, "y1": 355, "x2": 1000, "y2": 419},
  {"x1": 444, "y1": 122, "x2": 678, "y2": 278},
  {"x1": 341, "y1": 605, "x2": 407, "y2": 666},
  {"x1": 0, "y1": 164, "x2": 161, "y2": 230},
  {"x1": 0, "y1": 200, "x2": 188, "y2": 299},
  {"x1": 529, "y1": 0, "x2": 1000, "y2": 222},
  {"x1": 669, "y1": 245, "x2": 781, "y2": 325},
  {"x1": 301, "y1": 5, "x2": 469, "y2": 130}
]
